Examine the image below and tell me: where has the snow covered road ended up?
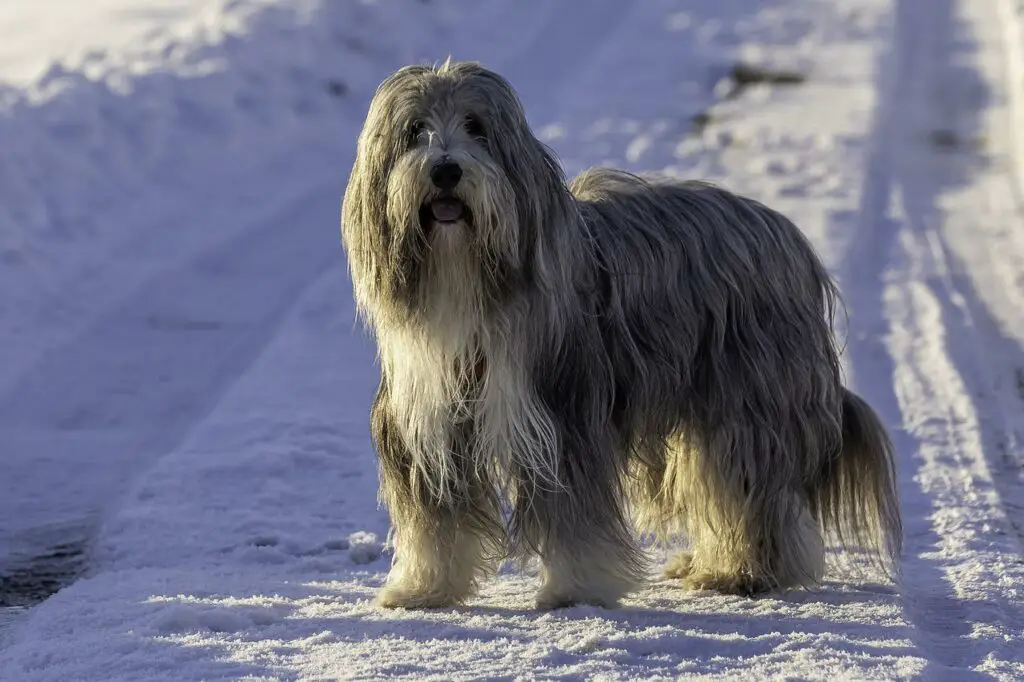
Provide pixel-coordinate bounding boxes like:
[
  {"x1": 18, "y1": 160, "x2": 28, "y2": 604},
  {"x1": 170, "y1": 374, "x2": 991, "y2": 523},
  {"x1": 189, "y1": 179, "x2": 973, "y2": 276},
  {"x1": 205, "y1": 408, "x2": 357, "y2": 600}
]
[{"x1": 1, "y1": 0, "x2": 1023, "y2": 679}]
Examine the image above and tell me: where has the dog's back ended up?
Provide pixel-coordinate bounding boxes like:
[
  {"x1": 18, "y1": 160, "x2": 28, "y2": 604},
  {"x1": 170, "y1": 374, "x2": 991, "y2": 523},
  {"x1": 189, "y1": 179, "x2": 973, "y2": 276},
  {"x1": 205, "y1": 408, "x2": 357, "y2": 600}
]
[
  {"x1": 569, "y1": 168, "x2": 837, "y2": 317},
  {"x1": 567, "y1": 166, "x2": 843, "y2": 423}
]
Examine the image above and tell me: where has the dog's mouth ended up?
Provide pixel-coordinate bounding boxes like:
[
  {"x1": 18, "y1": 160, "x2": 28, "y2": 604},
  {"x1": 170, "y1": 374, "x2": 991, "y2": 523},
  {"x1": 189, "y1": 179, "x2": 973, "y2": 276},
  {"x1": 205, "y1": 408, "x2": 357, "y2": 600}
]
[
  {"x1": 419, "y1": 196, "x2": 472, "y2": 232},
  {"x1": 430, "y1": 197, "x2": 465, "y2": 222}
]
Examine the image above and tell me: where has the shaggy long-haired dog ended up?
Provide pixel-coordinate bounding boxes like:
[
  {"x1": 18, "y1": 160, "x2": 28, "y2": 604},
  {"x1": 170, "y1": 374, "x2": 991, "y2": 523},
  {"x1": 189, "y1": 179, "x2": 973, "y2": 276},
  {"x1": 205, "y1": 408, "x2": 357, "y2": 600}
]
[{"x1": 341, "y1": 59, "x2": 902, "y2": 610}]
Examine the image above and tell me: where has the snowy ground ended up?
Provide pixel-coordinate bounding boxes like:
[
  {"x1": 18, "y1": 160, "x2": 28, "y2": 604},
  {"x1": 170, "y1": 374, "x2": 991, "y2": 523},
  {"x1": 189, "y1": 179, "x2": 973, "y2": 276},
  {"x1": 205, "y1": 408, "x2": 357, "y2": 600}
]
[{"x1": 2, "y1": 0, "x2": 1024, "y2": 679}]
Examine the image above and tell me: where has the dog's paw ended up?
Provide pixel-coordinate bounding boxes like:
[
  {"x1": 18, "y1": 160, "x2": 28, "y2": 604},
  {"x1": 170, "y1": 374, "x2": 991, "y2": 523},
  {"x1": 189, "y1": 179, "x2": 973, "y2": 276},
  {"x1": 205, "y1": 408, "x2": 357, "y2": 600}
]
[
  {"x1": 534, "y1": 592, "x2": 578, "y2": 610},
  {"x1": 662, "y1": 552, "x2": 694, "y2": 580},
  {"x1": 535, "y1": 592, "x2": 619, "y2": 610},
  {"x1": 682, "y1": 570, "x2": 769, "y2": 597},
  {"x1": 377, "y1": 583, "x2": 464, "y2": 609}
]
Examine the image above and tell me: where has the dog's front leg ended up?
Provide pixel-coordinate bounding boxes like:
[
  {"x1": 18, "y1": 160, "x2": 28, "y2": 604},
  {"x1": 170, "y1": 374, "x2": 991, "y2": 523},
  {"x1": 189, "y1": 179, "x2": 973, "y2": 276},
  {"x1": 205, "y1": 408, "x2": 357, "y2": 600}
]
[
  {"x1": 377, "y1": 493, "x2": 498, "y2": 609},
  {"x1": 371, "y1": 384, "x2": 502, "y2": 609},
  {"x1": 510, "y1": 449, "x2": 648, "y2": 610}
]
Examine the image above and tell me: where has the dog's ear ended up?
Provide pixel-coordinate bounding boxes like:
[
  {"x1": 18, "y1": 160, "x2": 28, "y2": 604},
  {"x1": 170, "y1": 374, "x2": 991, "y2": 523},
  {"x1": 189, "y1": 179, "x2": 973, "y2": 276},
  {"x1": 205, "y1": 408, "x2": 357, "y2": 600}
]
[
  {"x1": 342, "y1": 141, "x2": 369, "y2": 252},
  {"x1": 343, "y1": 68, "x2": 419, "y2": 257},
  {"x1": 342, "y1": 133, "x2": 393, "y2": 314},
  {"x1": 504, "y1": 132, "x2": 571, "y2": 239}
]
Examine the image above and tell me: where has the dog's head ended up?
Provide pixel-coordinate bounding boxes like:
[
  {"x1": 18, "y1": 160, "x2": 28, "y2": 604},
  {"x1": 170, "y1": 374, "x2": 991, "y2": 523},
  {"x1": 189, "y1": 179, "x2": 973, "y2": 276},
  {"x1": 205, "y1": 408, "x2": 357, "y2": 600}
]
[{"x1": 342, "y1": 60, "x2": 568, "y2": 326}]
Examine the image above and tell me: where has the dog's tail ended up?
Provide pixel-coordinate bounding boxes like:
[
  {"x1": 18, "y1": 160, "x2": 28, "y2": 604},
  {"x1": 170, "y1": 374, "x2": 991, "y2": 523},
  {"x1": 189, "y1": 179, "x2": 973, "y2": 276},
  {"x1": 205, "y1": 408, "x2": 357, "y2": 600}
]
[{"x1": 812, "y1": 388, "x2": 903, "y2": 576}]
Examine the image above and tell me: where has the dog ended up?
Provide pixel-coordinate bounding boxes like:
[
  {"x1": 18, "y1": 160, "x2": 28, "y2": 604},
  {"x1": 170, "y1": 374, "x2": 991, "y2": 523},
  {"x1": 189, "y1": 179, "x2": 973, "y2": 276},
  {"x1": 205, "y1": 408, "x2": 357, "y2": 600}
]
[{"x1": 341, "y1": 59, "x2": 902, "y2": 610}]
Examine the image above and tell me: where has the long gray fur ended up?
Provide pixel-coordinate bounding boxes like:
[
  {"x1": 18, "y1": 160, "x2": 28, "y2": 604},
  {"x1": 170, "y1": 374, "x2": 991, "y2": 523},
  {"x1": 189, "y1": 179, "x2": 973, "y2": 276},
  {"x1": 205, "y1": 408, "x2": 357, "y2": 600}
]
[{"x1": 341, "y1": 59, "x2": 902, "y2": 609}]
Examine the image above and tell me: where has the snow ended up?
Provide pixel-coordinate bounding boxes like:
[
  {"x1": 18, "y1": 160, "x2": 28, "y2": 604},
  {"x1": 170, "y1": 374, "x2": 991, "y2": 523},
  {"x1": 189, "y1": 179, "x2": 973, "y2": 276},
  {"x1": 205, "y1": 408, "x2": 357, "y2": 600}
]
[
  {"x1": 2, "y1": 0, "x2": 1023, "y2": 679},
  {"x1": 0, "y1": 1, "x2": 212, "y2": 86}
]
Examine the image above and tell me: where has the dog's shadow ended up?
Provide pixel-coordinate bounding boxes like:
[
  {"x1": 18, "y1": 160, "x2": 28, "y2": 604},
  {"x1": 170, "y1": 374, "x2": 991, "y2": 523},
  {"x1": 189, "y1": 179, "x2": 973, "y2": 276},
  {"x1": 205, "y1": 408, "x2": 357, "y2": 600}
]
[
  {"x1": 288, "y1": 577, "x2": 920, "y2": 678},
  {"x1": 132, "y1": 563, "x2": 937, "y2": 679}
]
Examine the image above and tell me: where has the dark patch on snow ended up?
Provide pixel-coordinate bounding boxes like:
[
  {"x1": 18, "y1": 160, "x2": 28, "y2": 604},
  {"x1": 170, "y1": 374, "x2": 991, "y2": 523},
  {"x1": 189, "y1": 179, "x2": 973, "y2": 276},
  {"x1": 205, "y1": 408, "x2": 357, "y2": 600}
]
[
  {"x1": 728, "y1": 62, "x2": 806, "y2": 88},
  {"x1": 688, "y1": 62, "x2": 807, "y2": 137},
  {"x1": 0, "y1": 538, "x2": 88, "y2": 607},
  {"x1": 926, "y1": 128, "x2": 987, "y2": 152},
  {"x1": 690, "y1": 110, "x2": 715, "y2": 132},
  {"x1": 325, "y1": 79, "x2": 348, "y2": 98}
]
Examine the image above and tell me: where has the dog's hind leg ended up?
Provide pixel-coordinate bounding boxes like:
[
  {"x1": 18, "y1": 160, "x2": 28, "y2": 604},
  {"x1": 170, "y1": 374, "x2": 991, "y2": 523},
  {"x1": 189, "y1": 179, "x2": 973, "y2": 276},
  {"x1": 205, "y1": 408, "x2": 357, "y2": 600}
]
[
  {"x1": 659, "y1": 429, "x2": 827, "y2": 596},
  {"x1": 678, "y1": 496, "x2": 825, "y2": 596}
]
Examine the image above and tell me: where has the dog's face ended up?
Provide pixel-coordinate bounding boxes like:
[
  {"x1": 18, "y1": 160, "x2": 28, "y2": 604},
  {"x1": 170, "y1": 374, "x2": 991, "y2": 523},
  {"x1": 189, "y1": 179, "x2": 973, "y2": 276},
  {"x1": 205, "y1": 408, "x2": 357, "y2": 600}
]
[
  {"x1": 380, "y1": 64, "x2": 509, "y2": 246},
  {"x1": 342, "y1": 60, "x2": 567, "y2": 324}
]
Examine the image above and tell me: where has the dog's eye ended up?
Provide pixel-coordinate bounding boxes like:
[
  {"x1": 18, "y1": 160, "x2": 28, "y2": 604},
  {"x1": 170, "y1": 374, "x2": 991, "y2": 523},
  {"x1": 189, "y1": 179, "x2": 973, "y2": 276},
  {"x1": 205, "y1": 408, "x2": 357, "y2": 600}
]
[
  {"x1": 464, "y1": 115, "x2": 486, "y2": 140},
  {"x1": 407, "y1": 120, "x2": 425, "y2": 146}
]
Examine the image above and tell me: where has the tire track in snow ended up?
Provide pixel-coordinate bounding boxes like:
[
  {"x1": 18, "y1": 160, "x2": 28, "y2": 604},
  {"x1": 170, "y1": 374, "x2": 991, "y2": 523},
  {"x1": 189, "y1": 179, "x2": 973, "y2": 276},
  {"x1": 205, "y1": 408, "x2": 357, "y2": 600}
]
[
  {"x1": 840, "y1": 0, "x2": 1024, "y2": 676},
  {"x1": 917, "y1": 0, "x2": 1024, "y2": 561},
  {"x1": 950, "y1": 0, "x2": 1024, "y2": 547},
  {"x1": 0, "y1": 181, "x2": 342, "y2": 601}
]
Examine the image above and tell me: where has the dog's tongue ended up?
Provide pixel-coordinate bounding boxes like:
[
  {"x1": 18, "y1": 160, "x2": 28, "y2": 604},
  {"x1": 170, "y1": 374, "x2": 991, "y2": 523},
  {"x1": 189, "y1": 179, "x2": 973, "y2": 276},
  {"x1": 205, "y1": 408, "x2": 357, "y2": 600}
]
[{"x1": 430, "y1": 198, "x2": 464, "y2": 222}]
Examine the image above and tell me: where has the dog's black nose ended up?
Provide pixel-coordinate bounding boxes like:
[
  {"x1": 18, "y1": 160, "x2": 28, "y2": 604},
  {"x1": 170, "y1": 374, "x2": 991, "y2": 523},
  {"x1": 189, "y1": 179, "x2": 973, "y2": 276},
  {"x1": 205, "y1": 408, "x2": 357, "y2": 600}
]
[{"x1": 430, "y1": 160, "x2": 462, "y2": 191}]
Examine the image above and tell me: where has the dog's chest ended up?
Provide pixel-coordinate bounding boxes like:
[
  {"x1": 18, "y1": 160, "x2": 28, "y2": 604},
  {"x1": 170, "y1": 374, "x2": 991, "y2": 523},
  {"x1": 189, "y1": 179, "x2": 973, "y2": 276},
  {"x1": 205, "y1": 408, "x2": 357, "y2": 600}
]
[
  {"x1": 386, "y1": 331, "x2": 559, "y2": 484},
  {"x1": 464, "y1": 353, "x2": 560, "y2": 480}
]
